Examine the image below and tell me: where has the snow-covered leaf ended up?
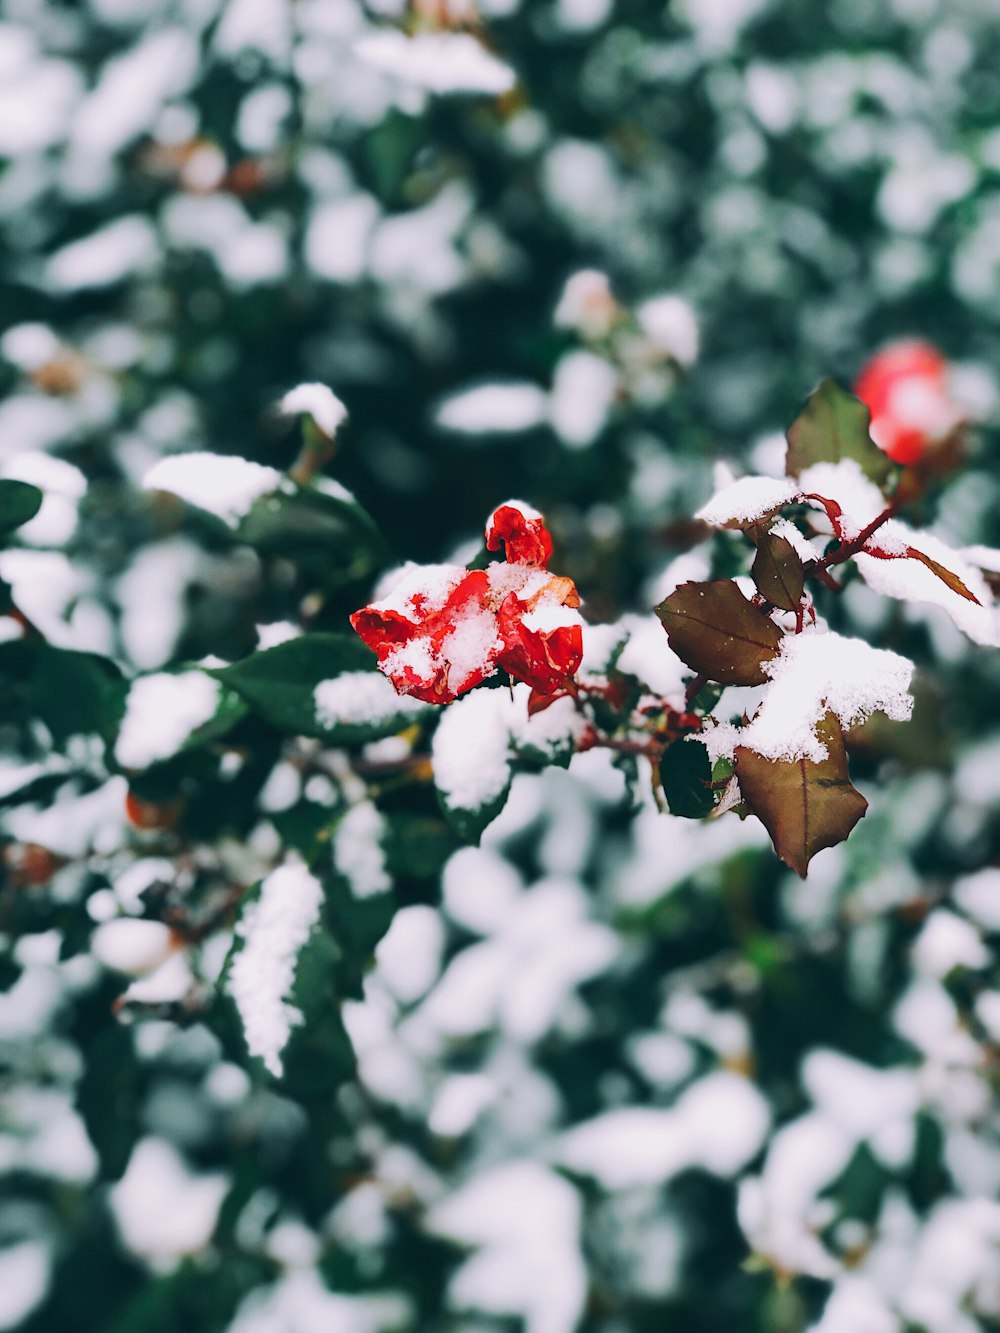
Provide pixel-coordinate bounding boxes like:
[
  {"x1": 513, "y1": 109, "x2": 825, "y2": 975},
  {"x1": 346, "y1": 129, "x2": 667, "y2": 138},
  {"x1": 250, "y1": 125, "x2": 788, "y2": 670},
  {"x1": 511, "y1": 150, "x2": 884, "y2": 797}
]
[
  {"x1": 734, "y1": 713, "x2": 868, "y2": 877},
  {"x1": 655, "y1": 580, "x2": 783, "y2": 685}
]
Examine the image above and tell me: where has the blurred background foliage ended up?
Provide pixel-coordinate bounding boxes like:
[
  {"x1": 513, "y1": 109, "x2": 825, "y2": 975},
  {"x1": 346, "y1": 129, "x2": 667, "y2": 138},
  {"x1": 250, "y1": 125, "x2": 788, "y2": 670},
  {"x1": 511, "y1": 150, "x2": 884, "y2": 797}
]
[{"x1": 3, "y1": 0, "x2": 1000, "y2": 1331}]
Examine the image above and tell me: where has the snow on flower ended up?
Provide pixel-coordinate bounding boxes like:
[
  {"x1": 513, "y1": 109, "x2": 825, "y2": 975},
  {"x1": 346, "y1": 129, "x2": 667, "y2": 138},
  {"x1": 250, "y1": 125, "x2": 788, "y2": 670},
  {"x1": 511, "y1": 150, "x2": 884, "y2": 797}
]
[
  {"x1": 279, "y1": 382, "x2": 348, "y2": 439},
  {"x1": 226, "y1": 859, "x2": 324, "y2": 1076},
  {"x1": 351, "y1": 501, "x2": 583, "y2": 704},
  {"x1": 142, "y1": 451, "x2": 280, "y2": 527},
  {"x1": 356, "y1": 30, "x2": 516, "y2": 96},
  {"x1": 855, "y1": 340, "x2": 964, "y2": 465},
  {"x1": 704, "y1": 629, "x2": 915, "y2": 763}
]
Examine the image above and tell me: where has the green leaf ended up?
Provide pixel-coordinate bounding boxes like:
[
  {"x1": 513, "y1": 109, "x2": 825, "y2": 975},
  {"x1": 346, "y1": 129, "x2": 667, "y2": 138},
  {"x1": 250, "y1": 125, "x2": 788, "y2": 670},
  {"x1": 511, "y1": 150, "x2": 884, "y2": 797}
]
[
  {"x1": 655, "y1": 580, "x2": 783, "y2": 685},
  {"x1": 0, "y1": 479, "x2": 43, "y2": 536},
  {"x1": 734, "y1": 713, "x2": 868, "y2": 877},
  {"x1": 437, "y1": 781, "x2": 511, "y2": 845},
  {"x1": 0, "y1": 642, "x2": 127, "y2": 743},
  {"x1": 659, "y1": 737, "x2": 715, "y2": 818},
  {"x1": 235, "y1": 483, "x2": 388, "y2": 585},
  {"x1": 216, "y1": 634, "x2": 422, "y2": 744},
  {"x1": 751, "y1": 526, "x2": 805, "y2": 611},
  {"x1": 785, "y1": 379, "x2": 895, "y2": 487}
]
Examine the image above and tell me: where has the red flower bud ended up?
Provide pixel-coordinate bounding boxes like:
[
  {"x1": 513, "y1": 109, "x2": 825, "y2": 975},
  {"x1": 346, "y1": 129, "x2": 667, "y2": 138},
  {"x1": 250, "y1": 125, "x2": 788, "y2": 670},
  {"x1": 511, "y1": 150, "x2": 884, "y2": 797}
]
[{"x1": 855, "y1": 340, "x2": 961, "y2": 465}]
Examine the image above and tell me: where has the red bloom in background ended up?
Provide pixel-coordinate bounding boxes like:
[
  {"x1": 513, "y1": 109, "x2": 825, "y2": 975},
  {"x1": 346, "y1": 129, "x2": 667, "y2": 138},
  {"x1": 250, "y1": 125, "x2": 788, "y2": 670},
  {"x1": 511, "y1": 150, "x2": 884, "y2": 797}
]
[
  {"x1": 855, "y1": 340, "x2": 962, "y2": 465},
  {"x1": 351, "y1": 500, "x2": 583, "y2": 704}
]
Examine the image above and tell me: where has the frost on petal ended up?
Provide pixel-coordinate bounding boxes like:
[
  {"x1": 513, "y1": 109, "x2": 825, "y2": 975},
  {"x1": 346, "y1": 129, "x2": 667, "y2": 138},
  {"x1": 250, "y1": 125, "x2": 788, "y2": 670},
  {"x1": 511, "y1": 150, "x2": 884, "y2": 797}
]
[
  {"x1": 142, "y1": 452, "x2": 281, "y2": 527},
  {"x1": 695, "y1": 475, "x2": 798, "y2": 528},
  {"x1": 854, "y1": 525, "x2": 1000, "y2": 647},
  {"x1": 115, "y1": 672, "x2": 221, "y2": 769},
  {"x1": 485, "y1": 500, "x2": 551, "y2": 567},
  {"x1": 226, "y1": 860, "x2": 324, "y2": 1076},
  {"x1": 333, "y1": 801, "x2": 391, "y2": 900},
  {"x1": 352, "y1": 566, "x2": 502, "y2": 704},
  {"x1": 496, "y1": 574, "x2": 584, "y2": 696},
  {"x1": 432, "y1": 689, "x2": 514, "y2": 819},
  {"x1": 705, "y1": 629, "x2": 914, "y2": 763},
  {"x1": 355, "y1": 30, "x2": 516, "y2": 96},
  {"x1": 279, "y1": 382, "x2": 348, "y2": 439},
  {"x1": 314, "y1": 671, "x2": 427, "y2": 730}
]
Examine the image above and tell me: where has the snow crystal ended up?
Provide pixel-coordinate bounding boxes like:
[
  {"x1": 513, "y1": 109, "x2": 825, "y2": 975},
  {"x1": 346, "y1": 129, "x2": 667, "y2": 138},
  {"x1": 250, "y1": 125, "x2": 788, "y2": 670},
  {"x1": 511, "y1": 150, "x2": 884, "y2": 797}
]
[
  {"x1": 91, "y1": 920, "x2": 175, "y2": 976},
  {"x1": 109, "y1": 1138, "x2": 228, "y2": 1268},
  {"x1": 696, "y1": 474, "x2": 798, "y2": 527},
  {"x1": 333, "y1": 801, "x2": 391, "y2": 900},
  {"x1": 435, "y1": 382, "x2": 549, "y2": 435},
  {"x1": 142, "y1": 452, "x2": 281, "y2": 527},
  {"x1": 226, "y1": 860, "x2": 324, "y2": 1076},
  {"x1": 854, "y1": 525, "x2": 1000, "y2": 647},
  {"x1": 704, "y1": 628, "x2": 914, "y2": 763},
  {"x1": 356, "y1": 30, "x2": 516, "y2": 96},
  {"x1": 279, "y1": 382, "x2": 348, "y2": 439},
  {"x1": 115, "y1": 671, "x2": 221, "y2": 769},
  {"x1": 554, "y1": 1072, "x2": 770, "y2": 1188},
  {"x1": 636, "y1": 294, "x2": 700, "y2": 368},
  {"x1": 315, "y1": 671, "x2": 427, "y2": 730},
  {"x1": 432, "y1": 690, "x2": 513, "y2": 816},
  {"x1": 549, "y1": 350, "x2": 618, "y2": 448}
]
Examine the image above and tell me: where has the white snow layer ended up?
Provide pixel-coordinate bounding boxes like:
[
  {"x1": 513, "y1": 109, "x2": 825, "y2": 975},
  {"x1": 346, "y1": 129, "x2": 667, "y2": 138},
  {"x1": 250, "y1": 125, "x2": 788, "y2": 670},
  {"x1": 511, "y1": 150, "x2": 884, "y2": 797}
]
[
  {"x1": 314, "y1": 671, "x2": 427, "y2": 730},
  {"x1": 432, "y1": 690, "x2": 514, "y2": 816},
  {"x1": 704, "y1": 629, "x2": 914, "y2": 762},
  {"x1": 109, "y1": 1138, "x2": 228, "y2": 1268},
  {"x1": 854, "y1": 525, "x2": 1000, "y2": 647},
  {"x1": 553, "y1": 1071, "x2": 770, "y2": 1188},
  {"x1": 696, "y1": 475, "x2": 798, "y2": 528},
  {"x1": 115, "y1": 671, "x2": 221, "y2": 769},
  {"x1": 142, "y1": 452, "x2": 281, "y2": 527},
  {"x1": 226, "y1": 860, "x2": 324, "y2": 1076},
  {"x1": 636, "y1": 294, "x2": 700, "y2": 368},
  {"x1": 356, "y1": 31, "x2": 516, "y2": 96},
  {"x1": 333, "y1": 801, "x2": 391, "y2": 900},
  {"x1": 435, "y1": 382, "x2": 549, "y2": 435},
  {"x1": 279, "y1": 383, "x2": 348, "y2": 439}
]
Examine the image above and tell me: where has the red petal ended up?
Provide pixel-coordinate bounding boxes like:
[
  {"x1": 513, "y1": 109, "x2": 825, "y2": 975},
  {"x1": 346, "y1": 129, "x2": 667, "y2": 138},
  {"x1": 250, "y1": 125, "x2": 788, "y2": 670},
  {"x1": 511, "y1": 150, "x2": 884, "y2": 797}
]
[
  {"x1": 855, "y1": 340, "x2": 947, "y2": 418},
  {"x1": 485, "y1": 501, "x2": 553, "y2": 568},
  {"x1": 496, "y1": 586, "x2": 583, "y2": 696}
]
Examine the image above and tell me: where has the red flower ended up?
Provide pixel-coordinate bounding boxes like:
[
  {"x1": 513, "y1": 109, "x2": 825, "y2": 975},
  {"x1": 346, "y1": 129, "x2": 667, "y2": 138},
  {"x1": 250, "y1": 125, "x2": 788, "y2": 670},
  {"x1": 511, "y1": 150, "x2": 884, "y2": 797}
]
[
  {"x1": 855, "y1": 340, "x2": 961, "y2": 465},
  {"x1": 351, "y1": 501, "x2": 583, "y2": 704}
]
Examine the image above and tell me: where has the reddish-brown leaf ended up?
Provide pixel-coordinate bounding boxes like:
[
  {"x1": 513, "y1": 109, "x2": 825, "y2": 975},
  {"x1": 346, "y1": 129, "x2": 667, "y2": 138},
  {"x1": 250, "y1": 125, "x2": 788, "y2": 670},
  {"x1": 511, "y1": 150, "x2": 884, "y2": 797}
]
[
  {"x1": 751, "y1": 526, "x2": 806, "y2": 611},
  {"x1": 734, "y1": 714, "x2": 868, "y2": 877},
  {"x1": 655, "y1": 580, "x2": 783, "y2": 686},
  {"x1": 903, "y1": 547, "x2": 982, "y2": 606}
]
